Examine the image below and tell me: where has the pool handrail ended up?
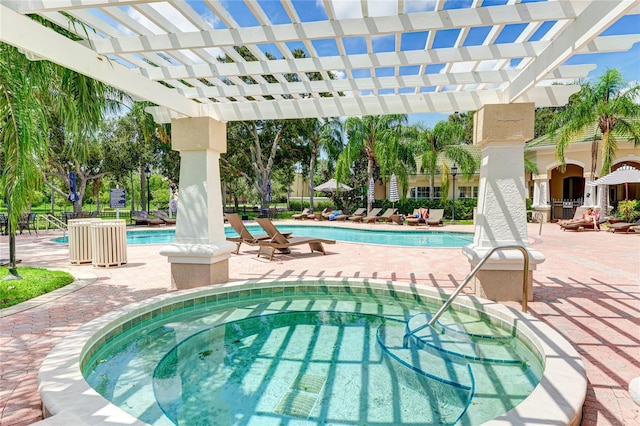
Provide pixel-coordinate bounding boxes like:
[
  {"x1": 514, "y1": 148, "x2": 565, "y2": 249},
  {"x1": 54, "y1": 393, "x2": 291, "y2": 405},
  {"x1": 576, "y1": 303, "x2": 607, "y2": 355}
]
[{"x1": 418, "y1": 245, "x2": 530, "y2": 334}]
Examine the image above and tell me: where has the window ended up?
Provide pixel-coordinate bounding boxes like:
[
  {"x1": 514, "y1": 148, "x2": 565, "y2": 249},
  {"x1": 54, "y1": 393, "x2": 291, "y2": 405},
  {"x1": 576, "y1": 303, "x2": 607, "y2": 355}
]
[
  {"x1": 458, "y1": 186, "x2": 478, "y2": 198},
  {"x1": 410, "y1": 187, "x2": 441, "y2": 198}
]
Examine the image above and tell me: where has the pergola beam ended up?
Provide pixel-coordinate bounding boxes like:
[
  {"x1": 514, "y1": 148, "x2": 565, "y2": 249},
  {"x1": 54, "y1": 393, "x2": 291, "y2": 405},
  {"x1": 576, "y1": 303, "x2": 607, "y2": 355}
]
[
  {"x1": 504, "y1": 0, "x2": 638, "y2": 103},
  {"x1": 77, "y1": 1, "x2": 586, "y2": 55},
  {"x1": 0, "y1": 4, "x2": 205, "y2": 119}
]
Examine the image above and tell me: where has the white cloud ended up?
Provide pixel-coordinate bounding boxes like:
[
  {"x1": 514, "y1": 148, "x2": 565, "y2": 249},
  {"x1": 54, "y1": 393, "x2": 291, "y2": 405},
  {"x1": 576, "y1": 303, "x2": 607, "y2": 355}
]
[
  {"x1": 332, "y1": 70, "x2": 347, "y2": 80},
  {"x1": 403, "y1": 0, "x2": 437, "y2": 13},
  {"x1": 124, "y1": 5, "x2": 163, "y2": 35},
  {"x1": 150, "y1": 2, "x2": 198, "y2": 32},
  {"x1": 321, "y1": 0, "x2": 362, "y2": 19}
]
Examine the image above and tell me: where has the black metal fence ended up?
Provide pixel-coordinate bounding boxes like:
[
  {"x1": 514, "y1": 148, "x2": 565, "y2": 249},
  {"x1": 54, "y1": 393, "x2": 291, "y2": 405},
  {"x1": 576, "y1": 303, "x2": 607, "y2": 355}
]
[{"x1": 551, "y1": 198, "x2": 583, "y2": 221}]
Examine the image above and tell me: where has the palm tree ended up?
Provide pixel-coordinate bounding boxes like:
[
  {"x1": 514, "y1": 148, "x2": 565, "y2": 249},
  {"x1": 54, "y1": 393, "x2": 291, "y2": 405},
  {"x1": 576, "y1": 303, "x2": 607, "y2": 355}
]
[
  {"x1": 0, "y1": 44, "x2": 49, "y2": 279},
  {"x1": 1, "y1": 43, "x2": 127, "y2": 279},
  {"x1": 418, "y1": 121, "x2": 476, "y2": 200},
  {"x1": 549, "y1": 69, "x2": 640, "y2": 177},
  {"x1": 336, "y1": 115, "x2": 407, "y2": 213},
  {"x1": 302, "y1": 118, "x2": 344, "y2": 210}
]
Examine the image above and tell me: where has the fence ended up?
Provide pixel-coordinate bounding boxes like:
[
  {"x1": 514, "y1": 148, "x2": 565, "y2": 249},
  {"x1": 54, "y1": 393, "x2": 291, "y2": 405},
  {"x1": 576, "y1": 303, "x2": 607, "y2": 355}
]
[{"x1": 551, "y1": 198, "x2": 583, "y2": 221}]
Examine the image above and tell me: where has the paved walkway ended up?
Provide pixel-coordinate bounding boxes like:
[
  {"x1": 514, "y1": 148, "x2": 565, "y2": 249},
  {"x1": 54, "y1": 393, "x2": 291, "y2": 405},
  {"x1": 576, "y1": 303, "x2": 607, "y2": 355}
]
[{"x1": 0, "y1": 221, "x2": 638, "y2": 425}]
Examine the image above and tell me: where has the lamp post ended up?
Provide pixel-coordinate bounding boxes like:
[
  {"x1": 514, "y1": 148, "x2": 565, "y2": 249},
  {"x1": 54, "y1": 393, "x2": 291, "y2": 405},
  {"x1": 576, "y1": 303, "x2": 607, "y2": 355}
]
[
  {"x1": 451, "y1": 163, "x2": 458, "y2": 224},
  {"x1": 144, "y1": 165, "x2": 151, "y2": 213}
]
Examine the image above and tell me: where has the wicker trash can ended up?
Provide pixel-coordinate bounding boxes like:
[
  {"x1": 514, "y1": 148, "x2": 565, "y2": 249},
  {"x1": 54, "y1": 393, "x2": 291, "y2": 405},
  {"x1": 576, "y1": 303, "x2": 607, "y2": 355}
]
[
  {"x1": 68, "y1": 219, "x2": 102, "y2": 265},
  {"x1": 90, "y1": 220, "x2": 127, "y2": 268}
]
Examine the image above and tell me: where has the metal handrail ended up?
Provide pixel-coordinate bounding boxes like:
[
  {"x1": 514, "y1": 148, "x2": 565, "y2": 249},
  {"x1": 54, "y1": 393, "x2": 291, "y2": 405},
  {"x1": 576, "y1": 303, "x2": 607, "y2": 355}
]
[
  {"x1": 403, "y1": 245, "x2": 531, "y2": 346},
  {"x1": 36, "y1": 214, "x2": 67, "y2": 237}
]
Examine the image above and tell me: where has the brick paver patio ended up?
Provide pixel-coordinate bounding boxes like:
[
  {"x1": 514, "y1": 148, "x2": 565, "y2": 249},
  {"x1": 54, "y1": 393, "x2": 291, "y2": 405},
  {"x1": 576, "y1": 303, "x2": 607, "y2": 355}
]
[{"x1": 1, "y1": 221, "x2": 638, "y2": 425}]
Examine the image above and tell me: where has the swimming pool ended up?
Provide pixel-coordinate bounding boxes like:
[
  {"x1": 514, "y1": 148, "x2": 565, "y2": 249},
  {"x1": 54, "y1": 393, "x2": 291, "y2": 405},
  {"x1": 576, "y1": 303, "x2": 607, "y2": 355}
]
[
  {"x1": 39, "y1": 279, "x2": 586, "y2": 426},
  {"x1": 53, "y1": 224, "x2": 473, "y2": 247}
]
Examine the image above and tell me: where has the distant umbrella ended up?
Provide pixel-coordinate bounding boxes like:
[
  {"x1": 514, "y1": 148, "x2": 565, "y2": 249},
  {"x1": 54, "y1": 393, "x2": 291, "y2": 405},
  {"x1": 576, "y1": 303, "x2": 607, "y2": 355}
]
[
  {"x1": 67, "y1": 171, "x2": 79, "y2": 203},
  {"x1": 314, "y1": 178, "x2": 353, "y2": 193},
  {"x1": 368, "y1": 178, "x2": 375, "y2": 203},
  {"x1": 389, "y1": 173, "x2": 399, "y2": 208},
  {"x1": 266, "y1": 180, "x2": 272, "y2": 203}
]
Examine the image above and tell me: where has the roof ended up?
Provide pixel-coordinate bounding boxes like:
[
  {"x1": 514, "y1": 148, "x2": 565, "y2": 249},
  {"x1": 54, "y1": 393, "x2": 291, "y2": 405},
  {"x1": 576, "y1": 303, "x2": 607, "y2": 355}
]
[
  {"x1": 526, "y1": 120, "x2": 640, "y2": 150},
  {"x1": 2, "y1": 1, "x2": 638, "y2": 122}
]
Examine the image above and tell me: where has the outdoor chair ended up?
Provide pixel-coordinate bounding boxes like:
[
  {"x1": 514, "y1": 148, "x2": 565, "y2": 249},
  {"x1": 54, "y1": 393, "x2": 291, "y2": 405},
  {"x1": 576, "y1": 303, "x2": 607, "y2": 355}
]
[
  {"x1": 255, "y1": 218, "x2": 335, "y2": 261},
  {"x1": 131, "y1": 210, "x2": 163, "y2": 227},
  {"x1": 406, "y1": 208, "x2": 428, "y2": 226},
  {"x1": 377, "y1": 208, "x2": 397, "y2": 223},
  {"x1": 606, "y1": 219, "x2": 640, "y2": 233},
  {"x1": 18, "y1": 212, "x2": 37, "y2": 235},
  {"x1": 225, "y1": 213, "x2": 293, "y2": 254},
  {"x1": 153, "y1": 210, "x2": 176, "y2": 225},
  {"x1": 347, "y1": 208, "x2": 367, "y2": 222},
  {"x1": 292, "y1": 208, "x2": 311, "y2": 220},
  {"x1": 426, "y1": 209, "x2": 445, "y2": 226},
  {"x1": 361, "y1": 208, "x2": 383, "y2": 223},
  {"x1": 0, "y1": 213, "x2": 8, "y2": 235}
]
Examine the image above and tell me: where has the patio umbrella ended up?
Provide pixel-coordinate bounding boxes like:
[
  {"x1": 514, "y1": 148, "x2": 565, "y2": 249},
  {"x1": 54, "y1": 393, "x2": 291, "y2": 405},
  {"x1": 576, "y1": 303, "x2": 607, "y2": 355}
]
[
  {"x1": 266, "y1": 180, "x2": 272, "y2": 203},
  {"x1": 368, "y1": 177, "x2": 375, "y2": 203},
  {"x1": 67, "y1": 171, "x2": 79, "y2": 203},
  {"x1": 389, "y1": 173, "x2": 399, "y2": 209},
  {"x1": 314, "y1": 178, "x2": 352, "y2": 193},
  {"x1": 588, "y1": 165, "x2": 640, "y2": 221}
]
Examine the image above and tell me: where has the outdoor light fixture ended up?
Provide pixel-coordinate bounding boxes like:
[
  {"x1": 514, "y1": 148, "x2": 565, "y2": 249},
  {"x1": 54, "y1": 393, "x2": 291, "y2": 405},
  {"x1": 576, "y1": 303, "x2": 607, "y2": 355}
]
[
  {"x1": 144, "y1": 165, "x2": 151, "y2": 213},
  {"x1": 451, "y1": 164, "x2": 458, "y2": 224}
]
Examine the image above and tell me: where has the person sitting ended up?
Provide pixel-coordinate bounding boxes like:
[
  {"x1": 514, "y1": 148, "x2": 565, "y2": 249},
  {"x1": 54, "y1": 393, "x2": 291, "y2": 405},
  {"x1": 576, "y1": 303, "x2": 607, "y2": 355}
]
[{"x1": 559, "y1": 207, "x2": 599, "y2": 230}]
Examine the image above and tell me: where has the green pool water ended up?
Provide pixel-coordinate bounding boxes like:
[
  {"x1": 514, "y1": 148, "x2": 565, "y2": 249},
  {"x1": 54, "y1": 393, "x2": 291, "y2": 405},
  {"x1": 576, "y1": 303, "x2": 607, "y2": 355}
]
[{"x1": 83, "y1": 288, "x2": 542, "y2": 425}]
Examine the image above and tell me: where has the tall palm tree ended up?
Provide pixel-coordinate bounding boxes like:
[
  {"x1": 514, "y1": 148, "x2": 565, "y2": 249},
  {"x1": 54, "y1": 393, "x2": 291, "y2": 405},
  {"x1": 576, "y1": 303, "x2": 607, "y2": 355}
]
[
  {"x1": 419, "y1": 121, "x2": 476, "y2": 200},
  {"x1": 549, "y1": 69, "x2": 640, "y2": 177},
  {"x1": 0, "y1": 44, "x2": 49, "y2": 279},
  {"x1": 302, "y1": 118, "x2": 343, "y2": 210},
  {"x1": 336, "y1": 115, "x2": 407, "y2": 213},
  {"x1": 1, "y1": 43, "x2": 126, "y2": 279}
]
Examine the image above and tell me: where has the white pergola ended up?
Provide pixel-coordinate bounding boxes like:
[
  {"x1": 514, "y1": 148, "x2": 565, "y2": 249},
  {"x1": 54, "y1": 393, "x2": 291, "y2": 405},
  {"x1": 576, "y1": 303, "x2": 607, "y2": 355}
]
[
  {"x1": 1, "y1": 0, "x2": 638, "y2": 290},
  {"x1": 1, "y1": 0, "x2": 638, "y2": 122}
]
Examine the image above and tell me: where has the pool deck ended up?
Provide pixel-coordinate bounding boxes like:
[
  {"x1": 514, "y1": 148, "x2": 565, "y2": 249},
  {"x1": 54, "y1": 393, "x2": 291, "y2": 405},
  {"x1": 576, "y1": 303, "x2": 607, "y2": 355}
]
[{"x1": 0, "y1": 220, "x2": 638, "y2": 426}]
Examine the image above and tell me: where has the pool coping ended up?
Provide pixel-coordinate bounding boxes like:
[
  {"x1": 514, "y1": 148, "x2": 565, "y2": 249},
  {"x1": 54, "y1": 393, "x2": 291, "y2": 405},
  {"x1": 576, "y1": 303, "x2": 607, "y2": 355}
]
[{"x1": 37, "y1": 278, "x2": 586, "y2": 426}]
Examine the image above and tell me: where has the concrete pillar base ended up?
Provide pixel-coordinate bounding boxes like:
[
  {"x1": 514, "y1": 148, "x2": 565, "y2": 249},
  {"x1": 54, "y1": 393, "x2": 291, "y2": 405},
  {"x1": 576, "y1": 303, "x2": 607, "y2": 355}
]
[
  {"x1": 160, "y1": 241, "x2": 236, "y2": 289},
  {"x1": 170, "y1": 261, "x2": 229, "y2": 290},
  {"x1": 462, "y1": 245, "x2": 544, "y2": 303},
  {"x1": 471, "y1": 269, "x2": 534, "y2": 302}
]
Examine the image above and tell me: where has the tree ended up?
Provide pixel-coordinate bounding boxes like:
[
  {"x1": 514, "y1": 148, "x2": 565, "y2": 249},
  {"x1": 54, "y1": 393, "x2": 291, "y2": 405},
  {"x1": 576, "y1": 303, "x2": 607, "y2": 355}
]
[
  {"x1": 448, "y1": 111, "x2": 474, "y2": 143},
  {"x1": 418, "y1": 121, "x2": 477, "y2": 201},
  {"x1": 0, "y1": 44, "x2": 49, "y2": 279},
  {"x1": 224, "y1": 119, "x2": 304, "y2": 209},
  {"x1": 549, "y1": 69, "x2": 640, "y2": 177},
  {"x1": 336, "y1": 115, "x2": 408, "y2": 213},
  {"x1": 301, "y1": 118, "x2": 344, "y2": 210}
]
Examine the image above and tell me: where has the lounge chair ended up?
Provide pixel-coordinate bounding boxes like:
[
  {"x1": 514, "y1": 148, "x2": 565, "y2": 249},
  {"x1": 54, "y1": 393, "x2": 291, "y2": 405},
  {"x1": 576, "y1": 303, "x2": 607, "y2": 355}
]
[
  {"x1": 377, "y1": 208, "x2": 397, "y2": 223},
  {"x1": 153, "y1": 210, "x2": 176, "y2": 225},
  {"x1": 309, "y1": 208, "x2": 329, "y2": 220},
  {"x1": 558, "y1": 208, "x2": 601, "y2": 231},
  {"x1": 255, "y1": 218, "x2": 335, "y2": 261},
  {"x1": 607, "y1": 219, "x2": 640, "y2": 233},
  {"x1": 406, "y1": 208, "x2": 428, "y2": 226},
  {"x1": 292, "y1": 208, "x2": 311, "y2": 220},
  {"x1": 324, "y1": 209, "x2": 348, "y2": 221},
  {"x1": 225, "y1": 213, "x2": 291, "y2": 254},
  {"x1": 131, "y1": 210, "x2": 163, "y2": 226},
  {"x1": 426, "y1": 209, "x2": 444, "y2": 226},
  {"x1": 347, "y1": 208, "x2": 367, "y2": 222},
  {"x1": 361, "y1": 208, "x2": 383, "y2": 223}
]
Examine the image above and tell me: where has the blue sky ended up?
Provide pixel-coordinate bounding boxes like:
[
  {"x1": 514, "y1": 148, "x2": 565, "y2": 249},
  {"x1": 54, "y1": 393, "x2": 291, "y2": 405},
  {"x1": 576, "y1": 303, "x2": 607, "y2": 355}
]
[{"x1": 98, "y1": 1, "x2": 639, "y2": 128}]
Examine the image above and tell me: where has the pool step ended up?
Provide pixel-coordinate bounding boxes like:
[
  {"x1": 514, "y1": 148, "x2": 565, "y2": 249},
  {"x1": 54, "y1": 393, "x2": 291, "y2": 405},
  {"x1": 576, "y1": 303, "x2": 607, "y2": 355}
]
[
  {"x1": 377, "y1": 322, "x2": 474, "y2": 390},
  {"x1": 406, "y1": 314, "x2": 524, "y2": 365}
]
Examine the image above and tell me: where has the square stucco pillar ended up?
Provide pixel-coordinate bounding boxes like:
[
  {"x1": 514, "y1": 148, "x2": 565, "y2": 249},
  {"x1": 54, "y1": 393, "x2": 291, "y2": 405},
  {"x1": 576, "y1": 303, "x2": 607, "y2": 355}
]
[
  {"x1": 462, "y1": 103, "x2": 545, "y2": 302},
  {"x1": 159, "y1": 117, "x2": 237, "y2": 289}
]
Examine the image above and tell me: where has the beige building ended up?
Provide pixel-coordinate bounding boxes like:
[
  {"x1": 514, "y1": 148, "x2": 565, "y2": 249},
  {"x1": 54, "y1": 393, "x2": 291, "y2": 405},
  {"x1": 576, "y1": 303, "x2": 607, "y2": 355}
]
[{"x1": 525, "y1": 128, "x2": 640, "y2": 222}]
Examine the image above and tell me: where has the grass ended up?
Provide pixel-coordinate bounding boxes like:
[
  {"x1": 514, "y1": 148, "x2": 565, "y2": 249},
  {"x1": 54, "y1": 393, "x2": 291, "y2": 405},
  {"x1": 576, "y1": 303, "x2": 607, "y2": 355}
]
[{"x1": 0, "y1": 267, "x2": 74, "y2": 309}]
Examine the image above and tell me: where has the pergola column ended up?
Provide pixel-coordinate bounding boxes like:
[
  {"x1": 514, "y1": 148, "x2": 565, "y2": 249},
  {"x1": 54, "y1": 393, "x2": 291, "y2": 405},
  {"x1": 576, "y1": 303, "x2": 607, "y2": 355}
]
[
  {"x1": 159, "y1": 117, "x2": 236, "y2": 289},
  {"x1": 532, "y1": 174, "x2": 551, "y2": 222},
  {"x1": 462, "y1": 103, "x2": 544, "y2": 302},
  {"x1": 584, "y1": 172, "x2": 598, "y2": 207}
]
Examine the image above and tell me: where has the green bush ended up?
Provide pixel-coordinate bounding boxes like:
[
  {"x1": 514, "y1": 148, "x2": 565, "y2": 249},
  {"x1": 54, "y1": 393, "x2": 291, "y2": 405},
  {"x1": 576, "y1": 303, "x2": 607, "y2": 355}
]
[{"x1": 616, "y1": 200, "x2": 640, "y2": 222}]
